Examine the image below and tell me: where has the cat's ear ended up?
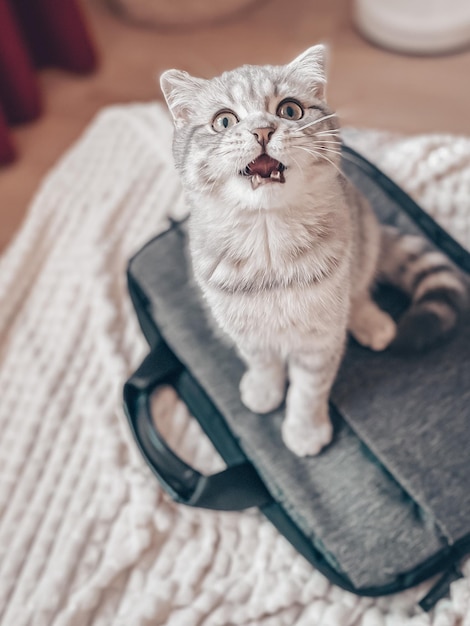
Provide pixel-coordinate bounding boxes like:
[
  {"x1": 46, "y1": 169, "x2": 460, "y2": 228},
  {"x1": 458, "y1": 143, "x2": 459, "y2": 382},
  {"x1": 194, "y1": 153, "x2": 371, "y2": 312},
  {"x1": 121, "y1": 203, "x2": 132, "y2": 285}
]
[
  {"x1": 288, "y1": 44, "x2": 328, "y2": 101},
  {"x1": 160, "y1": 70, "x2": 206, "y2": 126}
]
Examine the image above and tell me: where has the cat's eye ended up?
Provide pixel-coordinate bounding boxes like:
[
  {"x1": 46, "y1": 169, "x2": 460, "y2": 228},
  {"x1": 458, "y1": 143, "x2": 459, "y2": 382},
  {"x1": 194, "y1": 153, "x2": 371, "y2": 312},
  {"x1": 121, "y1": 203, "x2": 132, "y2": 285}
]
[
  {"x1": 212, "y1": 110, "x2": 239, "y2": 132},
  {"x1": 277, "y1": 100, "x2": 304, "y2": 121}
]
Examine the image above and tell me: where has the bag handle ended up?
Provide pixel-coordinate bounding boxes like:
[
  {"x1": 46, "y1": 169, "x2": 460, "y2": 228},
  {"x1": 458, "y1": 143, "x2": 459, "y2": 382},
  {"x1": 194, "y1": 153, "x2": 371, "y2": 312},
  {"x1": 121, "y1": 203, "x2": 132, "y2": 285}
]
[{"x1": 123, "y1": 341, "x2": 273, "y2": 510}]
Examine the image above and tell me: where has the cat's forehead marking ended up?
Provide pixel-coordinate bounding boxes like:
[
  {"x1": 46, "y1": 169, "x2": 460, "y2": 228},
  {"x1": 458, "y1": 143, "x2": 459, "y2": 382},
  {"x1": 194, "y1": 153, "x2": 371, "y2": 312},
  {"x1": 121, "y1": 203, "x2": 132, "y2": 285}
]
[{"x1": 216, "y1": 67, "x2": 287, "y2": 115}]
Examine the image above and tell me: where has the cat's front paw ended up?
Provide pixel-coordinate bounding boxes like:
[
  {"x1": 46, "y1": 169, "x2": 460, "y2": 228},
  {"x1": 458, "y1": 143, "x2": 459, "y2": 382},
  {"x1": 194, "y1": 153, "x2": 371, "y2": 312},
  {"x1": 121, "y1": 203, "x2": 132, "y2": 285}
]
[
  {"x1": 282, "y1": 419, "x2": 333, "y2": 457},
  {"x1": 240, "y1": 369, "x2": 286, "y2": 414}
]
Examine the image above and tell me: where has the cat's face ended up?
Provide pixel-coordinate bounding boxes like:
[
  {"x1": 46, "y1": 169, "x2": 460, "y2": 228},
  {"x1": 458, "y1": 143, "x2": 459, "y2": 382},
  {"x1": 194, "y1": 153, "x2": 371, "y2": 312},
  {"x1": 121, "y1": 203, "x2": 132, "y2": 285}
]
[{"x1": 161, "y1": 45, "x2": 340, "y2": 211}]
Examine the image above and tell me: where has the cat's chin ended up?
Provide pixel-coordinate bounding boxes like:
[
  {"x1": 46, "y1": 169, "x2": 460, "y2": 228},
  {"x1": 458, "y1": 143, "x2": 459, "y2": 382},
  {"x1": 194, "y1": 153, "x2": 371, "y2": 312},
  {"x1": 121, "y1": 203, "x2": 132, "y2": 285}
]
[
  {"x1": 218, "y1": 169, "x2": 300, "y2": 211},
  {"x1": 231, "y1": 178, "x2": 294, "y2": 211}
]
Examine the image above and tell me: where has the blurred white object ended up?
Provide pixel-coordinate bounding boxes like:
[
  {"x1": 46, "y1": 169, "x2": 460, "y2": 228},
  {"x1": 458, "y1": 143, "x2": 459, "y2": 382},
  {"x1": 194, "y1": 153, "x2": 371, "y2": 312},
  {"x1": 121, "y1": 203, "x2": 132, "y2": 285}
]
[
  {"x1": 354, "y1": 0, "x2": 470, "y2": 54},
  {"x1": 108, "y1": 0, "x2": 259, "y2": 28}
]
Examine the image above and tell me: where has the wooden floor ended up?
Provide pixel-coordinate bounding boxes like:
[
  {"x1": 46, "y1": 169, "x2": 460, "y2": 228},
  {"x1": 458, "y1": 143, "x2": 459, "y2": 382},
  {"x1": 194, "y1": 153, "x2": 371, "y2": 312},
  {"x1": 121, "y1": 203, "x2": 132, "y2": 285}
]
[{"x1": 1, "y1": 0, "x2": 469, "y2": 253}]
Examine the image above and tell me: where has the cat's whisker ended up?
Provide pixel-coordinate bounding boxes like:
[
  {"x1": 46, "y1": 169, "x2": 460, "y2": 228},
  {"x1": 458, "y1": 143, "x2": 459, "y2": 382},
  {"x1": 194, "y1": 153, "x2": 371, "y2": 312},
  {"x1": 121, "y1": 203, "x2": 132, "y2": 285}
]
[
  {"x1": 296, "y1": 113, "x2": 338, "y2": 132},
  {"x1": 313, "y1": 152, "x2": 347, "y2": 179},
  {"x1": 296, "y1": 143, "x2": 343, "y2": 158},
  {"x1": 288, "y1": 151, "x2": 303, "y2": 172},
  {"x1": 294, "y1": 146, "x2": 331, "y2": 158},
  {"x1": 314, "y1": 130, "x2": 341, "y2": 139},
  {"x1": 314, "y1": 135, "x2": 340, "y2": 141},
  {"x1": 209, "y1": 180, "x2": 218, "y2": 195},
  {"x1": 291, "y1": 130, "x2": 341, "y2": 143},
  {"x1": 310, "y1": 146, "x2": 344, "y2": 157},
  {"x1": 199, "y1": 176, "x2": 219, "y2": 196},
  {"x1": 310, "y1": 141, "x2": 343, "y2": 147},
  {"x1": 310, "y1": 137, "x2": 342, "y2": 142},
  {"x1": 293, "y1": 146, "x2": 347, "y2": 179}
]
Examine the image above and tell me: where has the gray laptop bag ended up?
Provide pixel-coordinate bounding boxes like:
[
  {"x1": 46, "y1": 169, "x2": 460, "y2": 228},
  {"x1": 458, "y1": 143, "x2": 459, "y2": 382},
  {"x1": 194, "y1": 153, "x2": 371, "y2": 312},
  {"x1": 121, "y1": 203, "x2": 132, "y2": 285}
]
[{"x1": 123, "y1": 145, "x2": 470, "y2": 610}]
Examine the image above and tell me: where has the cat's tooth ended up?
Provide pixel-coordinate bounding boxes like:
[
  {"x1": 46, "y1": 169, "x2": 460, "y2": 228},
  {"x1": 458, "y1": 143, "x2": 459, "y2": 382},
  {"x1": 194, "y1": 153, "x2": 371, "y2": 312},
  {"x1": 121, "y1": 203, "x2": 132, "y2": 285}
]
[
  {"x1": 251, "y1": 174, "x2": 262, "y2": 190},
  {"x1": 270, "y1": 170, "x2": 281, "y2": 181}
]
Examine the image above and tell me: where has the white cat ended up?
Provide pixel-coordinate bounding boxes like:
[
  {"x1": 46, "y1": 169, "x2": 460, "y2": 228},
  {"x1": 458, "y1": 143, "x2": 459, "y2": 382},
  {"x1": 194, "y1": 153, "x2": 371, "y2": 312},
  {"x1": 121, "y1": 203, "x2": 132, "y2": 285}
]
[{"x1": 160, "y1": 45, "x2": 466, "y2": 456}]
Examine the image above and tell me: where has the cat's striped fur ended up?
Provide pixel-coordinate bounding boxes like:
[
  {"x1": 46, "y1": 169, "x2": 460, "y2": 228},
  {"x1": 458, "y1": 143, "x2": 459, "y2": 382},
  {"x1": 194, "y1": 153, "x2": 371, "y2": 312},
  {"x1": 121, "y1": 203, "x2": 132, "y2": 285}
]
[
  {"x1": 380, "y1": 226, "x2": 467, "y2": 351},
  {"x1": 160, "y1": 46, "x2": 467, "y2": 456}
]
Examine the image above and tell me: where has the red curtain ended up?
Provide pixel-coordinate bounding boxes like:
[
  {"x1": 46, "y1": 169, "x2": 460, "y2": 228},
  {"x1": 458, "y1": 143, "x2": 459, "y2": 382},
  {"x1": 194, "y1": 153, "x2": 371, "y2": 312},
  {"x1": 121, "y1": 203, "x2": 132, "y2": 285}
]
[{"x1": 0, "y1": 0, "x2": 97, "y2": 165}]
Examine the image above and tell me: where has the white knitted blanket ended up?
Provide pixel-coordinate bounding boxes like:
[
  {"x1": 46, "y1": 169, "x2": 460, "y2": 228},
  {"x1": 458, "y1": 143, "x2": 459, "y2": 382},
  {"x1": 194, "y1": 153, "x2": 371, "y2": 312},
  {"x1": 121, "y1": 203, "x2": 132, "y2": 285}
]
[{"x1": 1, "y1": 104, "x2": 469, "y2": 626}]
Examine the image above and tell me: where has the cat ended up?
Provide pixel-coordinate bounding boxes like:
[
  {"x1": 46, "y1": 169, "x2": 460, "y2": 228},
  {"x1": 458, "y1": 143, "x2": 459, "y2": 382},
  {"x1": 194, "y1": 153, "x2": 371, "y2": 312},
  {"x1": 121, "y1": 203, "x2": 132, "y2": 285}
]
[{"x1": 160, "y1": 45, "x2": 467, "y2": 456}]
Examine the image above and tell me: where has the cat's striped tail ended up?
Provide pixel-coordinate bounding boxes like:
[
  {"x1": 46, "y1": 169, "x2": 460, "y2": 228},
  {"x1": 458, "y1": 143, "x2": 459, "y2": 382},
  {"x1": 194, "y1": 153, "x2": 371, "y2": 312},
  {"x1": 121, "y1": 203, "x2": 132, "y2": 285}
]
[{"x1": 378, "y1": 226, "x2": 468, "y2": 352}]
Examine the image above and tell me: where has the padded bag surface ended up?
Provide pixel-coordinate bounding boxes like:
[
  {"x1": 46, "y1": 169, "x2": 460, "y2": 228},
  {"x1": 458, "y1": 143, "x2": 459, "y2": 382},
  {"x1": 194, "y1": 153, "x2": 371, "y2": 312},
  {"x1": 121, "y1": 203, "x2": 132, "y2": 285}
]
[{"x1": 124, "y1": 145, "x2": 470, "y2": 601}]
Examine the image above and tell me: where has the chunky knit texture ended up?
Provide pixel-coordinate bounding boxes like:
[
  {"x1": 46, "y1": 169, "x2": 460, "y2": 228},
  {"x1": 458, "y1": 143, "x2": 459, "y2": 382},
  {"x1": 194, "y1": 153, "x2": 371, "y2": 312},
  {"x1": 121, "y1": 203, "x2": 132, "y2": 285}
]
[{"x1": 0, "y1": 103, "x2": 469, "y2": 626}]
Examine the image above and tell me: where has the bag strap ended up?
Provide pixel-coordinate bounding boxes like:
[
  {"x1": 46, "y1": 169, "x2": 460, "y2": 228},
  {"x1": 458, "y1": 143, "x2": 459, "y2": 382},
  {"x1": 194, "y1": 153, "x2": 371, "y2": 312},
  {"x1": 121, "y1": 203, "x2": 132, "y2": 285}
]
[
  {"x1": 342, "y1": 145, "x2": 470, "y2": 272},
  {"x1": 123, "y1": 341, "x2": 273, "y2": 511}
]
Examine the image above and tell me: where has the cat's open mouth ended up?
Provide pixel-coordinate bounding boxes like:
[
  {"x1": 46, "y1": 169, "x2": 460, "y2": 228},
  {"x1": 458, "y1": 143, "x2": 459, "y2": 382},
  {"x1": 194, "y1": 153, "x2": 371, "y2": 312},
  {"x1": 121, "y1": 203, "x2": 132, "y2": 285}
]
[{"x1": 241, "y1": 154, "x2": 286, "y2": 190}]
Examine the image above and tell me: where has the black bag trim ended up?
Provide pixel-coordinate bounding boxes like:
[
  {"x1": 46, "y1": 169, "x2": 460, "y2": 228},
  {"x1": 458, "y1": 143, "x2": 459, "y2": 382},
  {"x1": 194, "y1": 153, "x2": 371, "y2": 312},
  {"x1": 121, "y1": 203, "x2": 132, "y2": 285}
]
[
  {"x1": 123, "y1": 144, "x2": 470, "y2": 603},
  {"x1": 341, "y1": 145, "x2": 470, "y2": 273}
]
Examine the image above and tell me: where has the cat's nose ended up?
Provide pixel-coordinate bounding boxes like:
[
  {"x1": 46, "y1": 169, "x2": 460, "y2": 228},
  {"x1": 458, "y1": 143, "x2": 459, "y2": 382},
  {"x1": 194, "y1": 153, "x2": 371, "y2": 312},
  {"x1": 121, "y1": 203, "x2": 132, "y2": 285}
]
[{"x1": 252, "y1": 126, "x2": 276, "y2": 148}]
